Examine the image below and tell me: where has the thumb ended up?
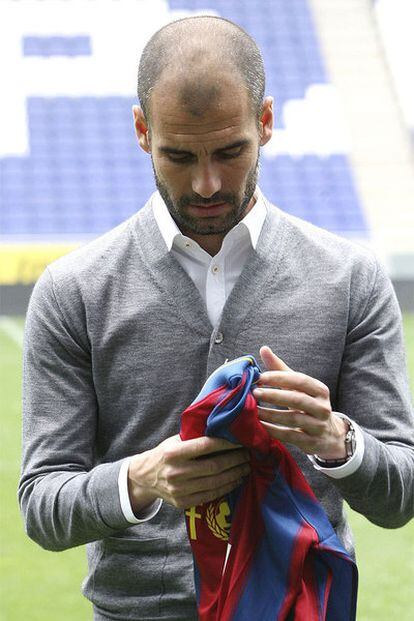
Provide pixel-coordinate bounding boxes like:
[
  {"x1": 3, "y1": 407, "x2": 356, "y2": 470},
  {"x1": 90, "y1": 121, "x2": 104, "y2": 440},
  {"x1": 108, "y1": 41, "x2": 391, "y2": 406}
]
[{"x1": 259, "y1": 346, "x2": 292, "y2": 372}]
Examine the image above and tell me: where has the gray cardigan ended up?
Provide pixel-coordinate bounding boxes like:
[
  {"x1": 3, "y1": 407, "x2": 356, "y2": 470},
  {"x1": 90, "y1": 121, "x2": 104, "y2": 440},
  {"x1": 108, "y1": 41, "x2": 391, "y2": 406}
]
[{"x1": 19, "y1": 196, "x2": 414, "y2": 621}]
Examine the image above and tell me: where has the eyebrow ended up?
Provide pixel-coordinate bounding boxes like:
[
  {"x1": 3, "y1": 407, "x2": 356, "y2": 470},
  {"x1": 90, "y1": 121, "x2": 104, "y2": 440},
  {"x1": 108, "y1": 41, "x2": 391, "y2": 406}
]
[{"x1": 158, "y1": 139, "x2": 250, "y2": 156}]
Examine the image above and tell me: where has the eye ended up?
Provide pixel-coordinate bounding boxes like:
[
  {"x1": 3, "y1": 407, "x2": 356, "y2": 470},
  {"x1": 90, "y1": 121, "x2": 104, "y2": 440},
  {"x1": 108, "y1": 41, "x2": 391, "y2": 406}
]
[
  {"x1": 166, "y1": 152, "x2": 194, "y2": 163},
  {"x1": 217, "y1": 147, "x2": 244, "y2": 160}
]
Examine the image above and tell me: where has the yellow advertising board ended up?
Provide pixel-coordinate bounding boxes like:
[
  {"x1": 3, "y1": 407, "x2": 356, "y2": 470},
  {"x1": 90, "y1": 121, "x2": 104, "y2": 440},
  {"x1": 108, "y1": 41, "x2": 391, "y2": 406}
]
[{"x1": 0, "y1": 244, "x2": 80, "y2": 285}]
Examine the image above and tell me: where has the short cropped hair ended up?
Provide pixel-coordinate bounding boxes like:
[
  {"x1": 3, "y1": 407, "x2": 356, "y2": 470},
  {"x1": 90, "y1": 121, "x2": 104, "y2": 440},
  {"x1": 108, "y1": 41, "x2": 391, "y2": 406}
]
[{"x1": 137, "y1": 16, "x2": 265, "y2": 123}]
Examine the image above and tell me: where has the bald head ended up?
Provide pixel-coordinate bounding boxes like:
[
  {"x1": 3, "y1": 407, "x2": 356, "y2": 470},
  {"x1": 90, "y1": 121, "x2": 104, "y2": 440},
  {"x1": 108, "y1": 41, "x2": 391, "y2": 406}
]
[{"x1": 137, "y1": 16, "x2": 265, "y2": 124}]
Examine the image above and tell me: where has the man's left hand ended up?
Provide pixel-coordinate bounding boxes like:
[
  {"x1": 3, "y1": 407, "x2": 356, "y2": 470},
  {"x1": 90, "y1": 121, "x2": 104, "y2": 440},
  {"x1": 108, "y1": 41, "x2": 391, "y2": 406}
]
[{"x1": 252, "y1": 346, "x2": 348, "y2": 460}]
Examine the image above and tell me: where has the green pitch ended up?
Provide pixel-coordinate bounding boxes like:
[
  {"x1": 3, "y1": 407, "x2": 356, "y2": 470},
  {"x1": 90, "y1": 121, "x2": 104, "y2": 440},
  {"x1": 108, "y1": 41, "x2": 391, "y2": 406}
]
[{"x1": 1, "y1": 315, "x2": 413, "y2": 620}]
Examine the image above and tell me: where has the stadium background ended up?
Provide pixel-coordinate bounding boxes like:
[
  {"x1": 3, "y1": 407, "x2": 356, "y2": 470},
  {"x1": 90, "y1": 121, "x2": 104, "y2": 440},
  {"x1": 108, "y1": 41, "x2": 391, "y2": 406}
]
[{"x1": 0, "y1": 0, "x2": 413, "y2": 619}]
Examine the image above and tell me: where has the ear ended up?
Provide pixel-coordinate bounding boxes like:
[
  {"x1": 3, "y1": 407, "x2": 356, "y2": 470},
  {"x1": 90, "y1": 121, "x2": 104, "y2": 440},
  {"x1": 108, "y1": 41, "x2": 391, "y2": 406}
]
[
  {"x1": 132, "y1": 105, "x2": 151, "y2": 153},
  {"x1": 259, "y1": 96, "x2": 274, "y2": 147}
]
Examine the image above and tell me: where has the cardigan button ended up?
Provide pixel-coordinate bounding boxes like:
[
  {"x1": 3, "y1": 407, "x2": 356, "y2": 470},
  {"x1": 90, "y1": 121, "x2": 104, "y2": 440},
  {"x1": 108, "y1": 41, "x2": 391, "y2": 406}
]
[{"x1": 214, "y1": 332, "x2": 224, "y2": 344}]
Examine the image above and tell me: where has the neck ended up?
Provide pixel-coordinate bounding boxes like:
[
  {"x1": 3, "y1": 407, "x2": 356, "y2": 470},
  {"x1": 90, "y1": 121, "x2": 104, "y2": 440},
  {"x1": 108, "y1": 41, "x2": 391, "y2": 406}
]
[{"x1": 186, "y1": 232, "x2": 226, "y2": 257}]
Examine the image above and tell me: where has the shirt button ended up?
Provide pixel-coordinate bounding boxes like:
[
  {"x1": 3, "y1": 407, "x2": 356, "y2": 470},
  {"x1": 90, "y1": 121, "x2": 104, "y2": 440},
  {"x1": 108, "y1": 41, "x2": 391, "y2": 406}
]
[
  {"x1": 212, "y1": 265, "x2": 219, "y2": 274},
  {"x1": 214, "y1": 332, "x2": 224, "y2": 344}
]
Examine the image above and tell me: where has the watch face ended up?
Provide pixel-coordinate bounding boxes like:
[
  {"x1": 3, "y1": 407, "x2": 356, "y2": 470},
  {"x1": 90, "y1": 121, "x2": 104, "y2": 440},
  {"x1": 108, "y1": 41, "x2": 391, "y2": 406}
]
[{"x1": 345, "y1": 425, "x2": 356, "y2": 457}]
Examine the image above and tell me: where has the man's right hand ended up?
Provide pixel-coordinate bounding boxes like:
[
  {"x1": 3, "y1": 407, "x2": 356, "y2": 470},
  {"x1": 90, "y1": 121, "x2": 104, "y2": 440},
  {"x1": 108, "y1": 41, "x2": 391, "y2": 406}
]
[{"x1": 127, "y1": 435, "x2": 250, "y2": 514}]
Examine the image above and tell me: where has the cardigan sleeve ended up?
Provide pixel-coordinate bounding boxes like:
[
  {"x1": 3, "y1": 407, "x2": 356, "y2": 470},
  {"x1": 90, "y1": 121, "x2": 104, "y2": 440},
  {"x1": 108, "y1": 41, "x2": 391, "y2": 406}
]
[
  {"x1": 18, "y1": 268, "x2": 133, "y2": 551},
  {"x1": 331, "y1": 259, "x2": 414, "y2": 528}
]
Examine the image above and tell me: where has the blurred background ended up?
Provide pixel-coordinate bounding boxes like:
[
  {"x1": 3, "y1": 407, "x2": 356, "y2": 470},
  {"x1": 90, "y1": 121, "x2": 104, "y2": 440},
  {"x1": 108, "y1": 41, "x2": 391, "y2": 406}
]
[{"x1": 0, "y1": 0, "x2": 413, "y2": 619}]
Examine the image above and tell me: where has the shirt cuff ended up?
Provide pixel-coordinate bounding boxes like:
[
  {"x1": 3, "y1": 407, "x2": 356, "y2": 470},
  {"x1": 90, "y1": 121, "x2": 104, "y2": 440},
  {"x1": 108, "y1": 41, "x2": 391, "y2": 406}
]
[
  {"x1": 118, "y1": 457, "x2": 163, "y2": 524},
  {"x1": 308, "y1": 413, "x2": 365, "y2": 479}
]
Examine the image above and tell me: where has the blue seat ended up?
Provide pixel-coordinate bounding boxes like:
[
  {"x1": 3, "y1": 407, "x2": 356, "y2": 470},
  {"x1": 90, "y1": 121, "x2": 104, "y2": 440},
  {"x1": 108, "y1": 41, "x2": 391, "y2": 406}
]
[{"x1": 0, "y1": 0, "x2": 368, "y2": 237}]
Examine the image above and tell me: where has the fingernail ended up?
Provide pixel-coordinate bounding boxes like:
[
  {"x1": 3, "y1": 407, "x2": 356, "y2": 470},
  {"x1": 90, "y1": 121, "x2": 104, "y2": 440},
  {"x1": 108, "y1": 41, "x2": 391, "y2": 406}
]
[{"x1": 253, "y1": 388, "x2": 262, "y2": 396}]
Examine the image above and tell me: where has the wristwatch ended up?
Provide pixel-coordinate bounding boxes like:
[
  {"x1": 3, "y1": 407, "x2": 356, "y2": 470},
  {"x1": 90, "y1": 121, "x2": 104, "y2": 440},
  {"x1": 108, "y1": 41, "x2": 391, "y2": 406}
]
[{"x1": 314, "y1": 420, "x2": 356, "y2": 468}]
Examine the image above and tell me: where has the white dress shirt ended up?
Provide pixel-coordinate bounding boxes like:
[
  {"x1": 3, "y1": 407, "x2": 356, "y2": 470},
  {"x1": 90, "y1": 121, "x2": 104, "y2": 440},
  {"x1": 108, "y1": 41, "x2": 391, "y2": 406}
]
[
  {"x1": 119, "y1": 188, "x2": 364, "y2": 523},
  {"x1": 152, "y1": 188, "x2": 267, "y2": 326}
]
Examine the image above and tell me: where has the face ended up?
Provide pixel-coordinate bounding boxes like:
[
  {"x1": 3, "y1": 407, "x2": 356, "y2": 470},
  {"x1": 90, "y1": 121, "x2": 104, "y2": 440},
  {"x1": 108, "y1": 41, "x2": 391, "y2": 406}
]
[
  {"x1": 151, "y1": 147, "x2": 260, "y2": 237},
  {"x1": 134, "y1": 72, "x2": 273, "y2": 241}
]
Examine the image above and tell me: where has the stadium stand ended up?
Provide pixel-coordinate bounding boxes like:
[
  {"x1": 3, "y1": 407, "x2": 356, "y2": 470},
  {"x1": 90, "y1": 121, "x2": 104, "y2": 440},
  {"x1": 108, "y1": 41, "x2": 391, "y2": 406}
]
[
  {"x1": 373, "y1": 0, "x2": 414, "y2": 142},
  {"x1": 0, "y1": 0, "x2": 413, "y2": 313},
  {"x1": 0, "y1": 0, "x2": 367, "y2": 238}
]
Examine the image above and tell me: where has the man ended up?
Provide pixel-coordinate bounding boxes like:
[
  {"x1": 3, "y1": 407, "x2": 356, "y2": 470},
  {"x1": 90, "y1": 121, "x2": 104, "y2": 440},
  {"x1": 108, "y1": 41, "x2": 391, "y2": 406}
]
[{"x1": 19, "y1": 16, "x2": 414, "y2": 621}]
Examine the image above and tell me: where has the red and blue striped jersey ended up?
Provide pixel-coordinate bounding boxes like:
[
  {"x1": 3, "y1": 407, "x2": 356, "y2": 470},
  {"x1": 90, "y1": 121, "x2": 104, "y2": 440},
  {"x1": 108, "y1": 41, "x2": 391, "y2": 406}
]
[{"x1": 180, "y1": 355, "x2": 358, "y2": 621}]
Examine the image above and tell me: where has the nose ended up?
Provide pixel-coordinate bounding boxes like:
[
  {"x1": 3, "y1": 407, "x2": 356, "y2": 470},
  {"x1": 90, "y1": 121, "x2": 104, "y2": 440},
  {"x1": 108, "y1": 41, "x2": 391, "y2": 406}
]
[{"x1": 191, "y1": 162, "x2": 222, "y2": 198}]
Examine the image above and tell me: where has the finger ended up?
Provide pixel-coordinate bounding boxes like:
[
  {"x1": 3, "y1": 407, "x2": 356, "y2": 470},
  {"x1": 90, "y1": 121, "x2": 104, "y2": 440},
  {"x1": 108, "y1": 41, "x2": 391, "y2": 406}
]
[
  {"x1": 255, "y1": 371, "x2": 329, "y2": 399},
  {"x1": 257, "y1": 406, "x2": 324, "y2": 435},
  {"x1": 178, "y1": 476, "x2": 246, "y2": 510},
  {"x1": 174, "y1": 436, "x2": 241, "y2": 461},
  {"x1": 171, "y1": 462, "x2": 250, "y2": 498},
  {"x1": 260, "y1": 420, "x2": 317, "y2": 453},
  {"x1": 253, "y1": 388, "x2": 330, "y2": 420},
  {"x1": 176, "y1": 448, "x2": 250, "y2": 480},
  {"x1": 259, "y1": 346, "x2": 292, "y2": 372}
]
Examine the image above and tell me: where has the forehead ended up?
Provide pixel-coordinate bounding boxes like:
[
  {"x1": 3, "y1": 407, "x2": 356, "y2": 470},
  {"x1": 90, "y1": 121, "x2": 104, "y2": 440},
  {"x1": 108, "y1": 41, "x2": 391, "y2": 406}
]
[{"x1": 148, "y1": 73, "x2": 256, "y2": 147}]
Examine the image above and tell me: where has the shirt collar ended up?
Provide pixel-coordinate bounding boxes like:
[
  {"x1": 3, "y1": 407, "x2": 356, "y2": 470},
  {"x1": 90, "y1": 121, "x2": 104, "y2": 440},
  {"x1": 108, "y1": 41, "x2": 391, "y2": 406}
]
[
  {"x1": 237, "y1": 186, "x2": 267, "y2": 249},
  {"x1": 152, "y1": 187, "x2": 267, "y2": 253}
]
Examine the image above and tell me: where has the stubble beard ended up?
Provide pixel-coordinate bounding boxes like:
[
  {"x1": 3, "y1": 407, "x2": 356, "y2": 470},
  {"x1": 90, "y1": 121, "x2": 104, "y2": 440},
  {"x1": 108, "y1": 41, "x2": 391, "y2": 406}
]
[{"x1": 152, "y1": 155, "x2": 260, "y2": 236}]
